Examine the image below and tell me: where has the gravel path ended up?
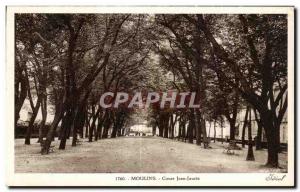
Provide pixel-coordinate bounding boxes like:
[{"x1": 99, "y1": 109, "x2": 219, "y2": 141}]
[{"x1": 15, "y1": 136, "x2": 287, "y2": 173}]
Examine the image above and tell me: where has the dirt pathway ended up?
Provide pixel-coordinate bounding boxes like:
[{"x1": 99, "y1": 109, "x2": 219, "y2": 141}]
[{"x1": 15, "y1": 137, "x2": 287, "y2": 173}]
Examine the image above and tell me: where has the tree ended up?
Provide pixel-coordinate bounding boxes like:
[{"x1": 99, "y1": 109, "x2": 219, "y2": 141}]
[
  {"x1": 187, "y1": 14, "x2": 287, "y2": 167},
  {"x1": 246, "y1": 107, "x2": 255, "y2": 161}
]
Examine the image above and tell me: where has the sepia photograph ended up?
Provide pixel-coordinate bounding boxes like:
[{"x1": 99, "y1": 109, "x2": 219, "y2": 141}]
[{"x1": 6, "y1": 6, "x2": 294, "y2": 187}]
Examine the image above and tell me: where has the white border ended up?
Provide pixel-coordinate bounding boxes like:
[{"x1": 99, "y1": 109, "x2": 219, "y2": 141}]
[{"x1": 5, "y1": 6, "x2": 295, "y2": 187}]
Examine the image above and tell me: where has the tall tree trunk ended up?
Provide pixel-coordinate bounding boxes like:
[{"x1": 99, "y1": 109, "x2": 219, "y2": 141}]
[
  {"x1": 72, "y1": 91, "x2": 90, "y2": 146},
  {"x1": 41, "y1": 106, "x2": 64, "y2": 154},
  {"x1": 221, "y1": 119, "x2": 224, "y2": 144},
  {"x1": 152, "y1": 122, "x2": 157, "y2": 136},
  {"x1": 37, "y1": 95, "x2": 47, "y2": 143},
  {"x1": 85, "y1": 113, "x2": 90, "y2": 138},
  {"x1": 194, "y1": 110, "x2": 202, "y2": 145},
  {"x1": 169, "y1": 114, "x2": 174, "y2": 139},
  {"x1": 25, "y1": 96, "x2": 42, "y2": 145},
  {"x1": 197, "y1": 110, "x2": 208, "y2": 147},
  {"x1": 79, "y1": 111, "x2": 86, "y2": 139},
  {"x1": 182, "y1": 119, "x2": 186, "y2": 142},
  {"x1": 78, "y1": 110, "x2": 87, "y2": 139},
  {"x1": 246, "y1": 108, "x2": 255, "y2": 161},
  {"x1": 230, "y1": 91, "x2": 239, "y2": 141},
  {"x1": 102, "y1": 119, "x2": 112, "y2": 138},
  {"x1": 179, "y1": 116, "x2": 186, "y2": 142},
  {"x1": 102, "y1": 111, "x2": 112, "y2": 139},
  {"x1": 15, "y1": 71, "x2": 28, "y2": 128},
  {"x1": 229, "y1": 119, "x2": 236, "y2": 141},
  {"x1": 208, "y1": 122, "x2": 211, "y2": 138},
  {"x1": 95, "y1": 115, "x2": 103, "y2": 140},
  {"x1": 213, "y1": 120, "x2": 216, "y2": 143},
  {"x1": 158, "y1": 114, "x2": 164, "y2": 137},
  {"x1": 163, "y1": 113, "x2": 169, "y2": 138},
  {"x1": 71, "y1": 108, "x2": 79, "y2": 146},
  {"x1": 111, "y1": 121, "x2": 118, "y2": 138},
  {"x1": 254, "y1": 109, "x2": 263, "y2": 150},
  {"x1": 59, "y1": 18, "x2": 81, "y2": 148},
  {"x1": 187, "y1": 112, "x2": 194, "y2": 144},
  {"x1": 201, "y1": 117, "x2": 208, "y2": 148},
  {"x1": 261, "y1": 111, "x2": 280, "y2": 167},
  {"x1": 111, "y1": 112, "x2": 122, "y2": 138},
  {"x1": 241, "y1": 107, "x2": 250, "y2": 148},
  {"x1": 178, "y1": 116, "x2": 183, "y2": 140},
  {"x1": 59, "y1": 109, "x2": 74, "y2": 149},
  {"x1": 89, "y1": 107, "x2": 101, "y2": 142},
  {"x1": 169, "y1": 113, "x2": 177, "y2": 139},
  {"x1": 117, "y1": 114, "x2": 126, "y2": 137}
]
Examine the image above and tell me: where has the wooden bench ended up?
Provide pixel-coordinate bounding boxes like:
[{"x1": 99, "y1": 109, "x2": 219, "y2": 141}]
[
  {"x1": 48, "y1": 145, "x2": 55, "y2": 153},
  {"x1": 76, "y1": 140, "x2": 83, "y2": 145},
  {"x1": 223, "y1": 140, "x2": 237, "y2": 155},
  {"x1": 40, "y1": 141, "x2": 55, "y2": 153},
  {"x1": 203, "y1": 137, "x2": 211, "y2": 149}
]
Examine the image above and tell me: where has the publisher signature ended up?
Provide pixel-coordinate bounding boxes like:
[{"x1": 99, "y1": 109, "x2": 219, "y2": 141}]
[{"x1": 265, "y1": 174, "x2": 286, "y2": 181}]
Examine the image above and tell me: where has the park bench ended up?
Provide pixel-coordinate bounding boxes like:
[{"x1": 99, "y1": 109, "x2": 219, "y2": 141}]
[
  {"x1": 40, "y1": 141, "x2": 55, "y2": 153},
  {"x1": 203, "y1": 137, "x2": 211, "y2": 149},
  {"x1": 223, "y1": 140, "x2": 237, "y2": 155},
  {"x1": 48, "y1": 145, "x2": 55, "y2": 153},
  {"x1": 76, "y1": 139, "x2": 83, "y2": 145}
]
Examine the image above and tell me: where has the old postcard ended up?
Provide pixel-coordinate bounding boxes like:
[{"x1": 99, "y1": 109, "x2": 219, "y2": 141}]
[{"x1": 6, "y1": 6, "x2": 294, "y2": 187}]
